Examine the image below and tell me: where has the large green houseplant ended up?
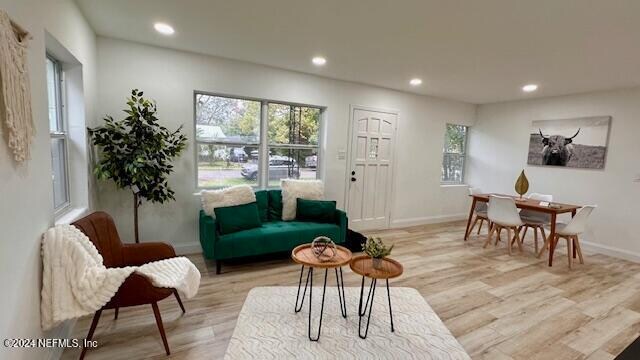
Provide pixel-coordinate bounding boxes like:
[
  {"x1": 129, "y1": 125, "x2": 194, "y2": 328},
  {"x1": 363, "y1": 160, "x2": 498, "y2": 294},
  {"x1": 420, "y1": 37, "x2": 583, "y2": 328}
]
[{"x1": 89, "y1": 89, "x2": 188, "y2": 243}]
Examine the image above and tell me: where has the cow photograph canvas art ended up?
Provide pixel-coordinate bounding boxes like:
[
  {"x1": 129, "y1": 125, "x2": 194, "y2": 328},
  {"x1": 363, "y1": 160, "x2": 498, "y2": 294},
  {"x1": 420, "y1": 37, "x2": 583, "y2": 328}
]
[{"x1": 527, "y1": 116, "x2": 611, "y2": 169}]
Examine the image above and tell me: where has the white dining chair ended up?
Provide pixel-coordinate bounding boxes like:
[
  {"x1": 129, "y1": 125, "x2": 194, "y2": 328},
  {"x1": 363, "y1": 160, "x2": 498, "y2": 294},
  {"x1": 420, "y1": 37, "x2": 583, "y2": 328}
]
[
  {"x1": 484, "y1": 195, "x2": 524, "y2": 255},
  {"x1": 542, "y1": 205, "x2": 596, "y2": 269},
  {"x1": 517, "y1": 193, "x2": 553, "y2": 253},
  {"x1": 467, "y1": 187, "x2": 489, "y2": 237}
]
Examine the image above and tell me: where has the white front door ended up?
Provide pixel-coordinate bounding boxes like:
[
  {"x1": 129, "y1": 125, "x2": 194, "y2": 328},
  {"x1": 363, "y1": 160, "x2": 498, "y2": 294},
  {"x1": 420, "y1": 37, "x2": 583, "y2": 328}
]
[{"x1": 346, "y1": 107, "x2": 397, "y2": 231}]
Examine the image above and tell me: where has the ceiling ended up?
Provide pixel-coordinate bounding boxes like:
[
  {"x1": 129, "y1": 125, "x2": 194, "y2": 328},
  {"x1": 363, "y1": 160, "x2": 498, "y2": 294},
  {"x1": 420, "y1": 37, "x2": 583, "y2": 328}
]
[{"x1": 76, "y1": 0, "x2": 640, "y2": 104}]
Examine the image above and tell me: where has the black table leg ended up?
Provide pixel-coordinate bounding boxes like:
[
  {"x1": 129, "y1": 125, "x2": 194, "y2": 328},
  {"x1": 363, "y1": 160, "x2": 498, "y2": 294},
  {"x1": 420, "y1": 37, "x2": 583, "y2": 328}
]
[
  {"x1": 294, "y1": 265, "x2": 310, "y2": 313},
  {"x1": 386, "y1": 279, "x2": 394, "y2": 332},
  {"x1": 358, "y1": 276, "x2": 395, "y2": 339},
  {"x1": 358, "y1": 276, "x2": 377, "y2": 339},
  {"x1": 335, "y1": 267, "x2": 347, "y2": 318},
  {"x1": 308, "y1": 268, "x2": 328, "y2": 341}
]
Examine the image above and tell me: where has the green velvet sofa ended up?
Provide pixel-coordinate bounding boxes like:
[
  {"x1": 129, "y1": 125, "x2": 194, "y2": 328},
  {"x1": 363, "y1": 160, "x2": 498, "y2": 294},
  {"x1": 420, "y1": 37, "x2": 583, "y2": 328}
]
[{"x1": 199, "y1": 189, "x2": 348, "y2": 274}]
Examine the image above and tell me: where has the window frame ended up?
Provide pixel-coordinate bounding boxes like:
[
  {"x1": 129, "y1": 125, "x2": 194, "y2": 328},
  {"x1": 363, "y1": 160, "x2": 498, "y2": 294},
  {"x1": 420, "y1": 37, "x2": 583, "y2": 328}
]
[
  {"x1": 193, "y1": 91, "x2": 324, "y2": 189},
  {"x1": 441, "y1": 123, "x2": 469, "y2": 185},
  {"x1": 47, "y1": 54, "x2": 71, "y2": 214}
]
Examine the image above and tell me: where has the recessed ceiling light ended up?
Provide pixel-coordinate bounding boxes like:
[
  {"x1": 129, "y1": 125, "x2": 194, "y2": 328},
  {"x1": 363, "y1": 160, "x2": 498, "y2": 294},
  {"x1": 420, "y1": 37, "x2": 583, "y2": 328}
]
[
  {"x1": 154, "y1": 22, "x2": 175, "y2": 35},
  {"x1": 312, "y1": 56, "x2": 327, "y2": 66},
  {"x1": 522, "y1": 84, "x2": 538, "y2": 92},
  {"x1": 409, "y1": 78, "x2": 423, "y2": 86}
]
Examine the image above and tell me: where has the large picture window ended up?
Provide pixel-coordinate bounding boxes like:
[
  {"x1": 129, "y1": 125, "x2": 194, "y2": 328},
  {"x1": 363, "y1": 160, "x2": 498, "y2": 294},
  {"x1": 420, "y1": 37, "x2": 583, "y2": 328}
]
[
  {"x1": 195, "y1": 93, "x2": 322, "y2": 188},
  {"x1": 46, "y1": 55, "x2": 70, "y2": 212},
  {"x1": 441, "y1": 123, "x2": 468, "y2": 184}
]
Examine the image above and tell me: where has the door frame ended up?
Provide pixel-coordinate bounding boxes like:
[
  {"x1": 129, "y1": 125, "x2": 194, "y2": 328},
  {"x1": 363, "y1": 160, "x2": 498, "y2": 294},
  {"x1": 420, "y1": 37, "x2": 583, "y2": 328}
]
[{"x1": 344, "y1": 105, "x2": 400, "y2": 230}]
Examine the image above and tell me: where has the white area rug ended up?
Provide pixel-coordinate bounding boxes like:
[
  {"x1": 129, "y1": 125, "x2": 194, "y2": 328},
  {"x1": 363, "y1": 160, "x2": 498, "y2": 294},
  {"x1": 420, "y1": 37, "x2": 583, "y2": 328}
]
[{"x1": 225, "y1": 286, "x2": 470, "y2": 359}]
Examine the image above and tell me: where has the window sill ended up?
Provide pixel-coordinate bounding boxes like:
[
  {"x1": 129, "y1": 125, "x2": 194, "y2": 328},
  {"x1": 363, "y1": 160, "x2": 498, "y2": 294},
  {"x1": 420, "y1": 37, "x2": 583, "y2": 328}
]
[
  {"x1": 440, "y1": 183, "x2": 469, "y2": 188},
  {"x1": 55, "y1": 207, "x2": 89, "y2": 225}
]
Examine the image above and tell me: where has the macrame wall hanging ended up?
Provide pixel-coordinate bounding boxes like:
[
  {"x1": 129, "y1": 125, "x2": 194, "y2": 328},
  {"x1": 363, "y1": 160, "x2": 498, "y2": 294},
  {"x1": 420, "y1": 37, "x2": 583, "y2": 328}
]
[{"x1": 0, "y1": 9, "x2": 34, "y2": 163}]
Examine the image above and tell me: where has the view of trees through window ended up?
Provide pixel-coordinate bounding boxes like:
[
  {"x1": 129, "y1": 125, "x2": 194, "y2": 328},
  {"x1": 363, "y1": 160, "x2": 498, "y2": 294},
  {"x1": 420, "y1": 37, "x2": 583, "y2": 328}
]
[
  {"x1": 195, "y1": 94, "x2": 320, "y2": 188},
  {"x1": 441, "y1": 124, "x2": 468, "y2": 184}
]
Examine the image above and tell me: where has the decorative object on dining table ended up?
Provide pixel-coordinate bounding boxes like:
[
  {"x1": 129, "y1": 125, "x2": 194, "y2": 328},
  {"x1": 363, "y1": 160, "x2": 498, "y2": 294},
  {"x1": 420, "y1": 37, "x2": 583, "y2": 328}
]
[
  {"x1": 514, "y1": 170, "x2": 529, "y2": 199},
  {"x1": 527, "y1": 116, "x2": 611, "y2": 169},
  {"x1": 362, "y1": 237, "x2": 394, "y2": 270},
  {"x1": 311, "y1": 236, "x2": 337, "y2": 262}
]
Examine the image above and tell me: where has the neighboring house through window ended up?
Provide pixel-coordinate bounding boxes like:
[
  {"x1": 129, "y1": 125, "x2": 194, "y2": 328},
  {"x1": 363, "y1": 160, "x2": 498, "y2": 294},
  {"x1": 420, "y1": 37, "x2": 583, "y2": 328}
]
[
  {"x1": 441, "y1": 123, "x2": 468, "y2": 184},
  {"x1": 195, "y1": 93, "x2": 322, "y2": 188}
]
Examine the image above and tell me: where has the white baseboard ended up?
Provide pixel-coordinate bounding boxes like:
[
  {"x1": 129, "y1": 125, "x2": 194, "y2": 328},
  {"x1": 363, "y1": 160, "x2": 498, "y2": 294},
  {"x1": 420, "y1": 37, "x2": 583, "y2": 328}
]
[
  {"x1": 390, "y1": 213, "x2": 468, "y2": 228},
  {"x1": 579, "y1": 240, "x2": 640, "y2": 263},
  {"x1": 174, "y1": 241, "x2": 202, "y2": 255}
]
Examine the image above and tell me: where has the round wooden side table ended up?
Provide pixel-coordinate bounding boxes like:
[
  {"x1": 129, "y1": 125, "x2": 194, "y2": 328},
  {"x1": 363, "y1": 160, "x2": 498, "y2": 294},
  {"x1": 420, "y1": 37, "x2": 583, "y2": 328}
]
[
  {"x1": 291, "y1": 243, "x2": 353, "y2": 341},
  {"x1": 349, "y1": 255, "x2": 404, "y2": 339}
]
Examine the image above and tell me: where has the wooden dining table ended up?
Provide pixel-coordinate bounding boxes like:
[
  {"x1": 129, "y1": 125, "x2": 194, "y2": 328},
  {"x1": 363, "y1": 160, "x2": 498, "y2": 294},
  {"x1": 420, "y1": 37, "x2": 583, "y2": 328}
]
[{"x1": 465, "y1": 194, "x2": 581, "y2": 266}]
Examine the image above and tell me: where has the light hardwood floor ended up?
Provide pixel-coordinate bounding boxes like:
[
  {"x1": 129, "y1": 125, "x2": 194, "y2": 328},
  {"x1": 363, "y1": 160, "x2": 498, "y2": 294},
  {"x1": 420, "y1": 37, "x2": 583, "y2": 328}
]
[{"x1": 63, "y1": 221, "x2": 640, "y2": 359}]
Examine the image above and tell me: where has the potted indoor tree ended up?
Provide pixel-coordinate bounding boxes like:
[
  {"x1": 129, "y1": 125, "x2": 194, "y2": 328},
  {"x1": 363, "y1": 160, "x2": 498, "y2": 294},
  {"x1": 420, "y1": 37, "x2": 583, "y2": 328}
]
[
  {"x1": 362, "y1": 237, "x2": 394, "y2": 269},
  {"x1": 89, "y1": 89, "x2": 188, "y2": 243}
]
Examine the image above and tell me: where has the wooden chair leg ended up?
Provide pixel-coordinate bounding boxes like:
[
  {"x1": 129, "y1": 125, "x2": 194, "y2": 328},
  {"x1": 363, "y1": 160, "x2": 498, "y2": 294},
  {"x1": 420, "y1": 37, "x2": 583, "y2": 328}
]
[
  {"x1": 80, "y1": 309, "x2": 102, "y2": 360},
  {"x1": 533, "y1": 227, "x2": 539, "y2": 254},
  {"x1": 477, "y1": 219, "x2": 484, "y2": 234},
  {"x1": 521, "y1": 226, "x2": 529, "y2": 243},
  {"x1": 174, "y1": 290, "x2": 186, "y2": 313},
  {"x1": 537, "y1": 233, "x2": 551, "y2": 259},
  {"x1": 114, "y1": 307, "x2": 119, "y2": 320},
  {"x1": 541, "y1": 227, "x2": 547, "y2": 246},
  {"x1": 469, "y1": 217, "x2": 479, "y2": 237},
  {"x1": 151, "y1": 302, "x2": 171, "y2": 355},
  {"x1": 566, "y1": 237, "x2": 573, "y2": 269},
  {"x1": 574, "y1": 236, "x2": 584, "y2": 264},
  {"x1": 514, "y1": 227, "x2": 523, "y2": 252},
  {"x1": 484, "y1": 225, "x2": 495, "y2": 248},
  {"x1": 507, "y1": 227, "x2": 512, "y2": 255}
]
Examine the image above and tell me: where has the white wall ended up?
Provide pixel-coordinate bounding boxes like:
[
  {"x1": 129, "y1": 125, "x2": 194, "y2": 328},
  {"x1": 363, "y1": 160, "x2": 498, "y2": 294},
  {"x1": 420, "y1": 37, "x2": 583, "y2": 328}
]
[
  {"x1": 467, "y1": 87, "x2": 640, "y2": 261},
  {"x1": 0, "y1": 1, "x2": 97, "y2": 359},
  {"x1": 95, "y1": 37, "x2": 476, "y2": 253}
]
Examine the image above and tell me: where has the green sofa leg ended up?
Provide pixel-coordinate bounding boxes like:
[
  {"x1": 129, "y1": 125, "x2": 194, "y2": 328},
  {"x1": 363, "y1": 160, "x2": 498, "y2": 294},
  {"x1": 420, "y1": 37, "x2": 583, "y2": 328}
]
[{"x1": 216, "y1": 260, "x2": 221, "y2": 275}]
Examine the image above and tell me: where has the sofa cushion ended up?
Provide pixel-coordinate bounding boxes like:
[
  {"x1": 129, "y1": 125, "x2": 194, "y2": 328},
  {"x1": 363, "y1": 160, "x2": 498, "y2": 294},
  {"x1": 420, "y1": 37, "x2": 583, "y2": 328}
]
[
  {"x1": 281, "y1": 179, "x2": 324, "y2": 220},
  {"x1": 217, "y1": 221, "x2": 342, "y2": 259},
  {"x1": 268, "y1": 190, "x2": 283, "y2": 221},
  {"x1": 296, "y1": 198, "x2": 337, "y2": 223},
  {"x1": 201, "y1": 185, "x2": 256, "y2": 216},
  {"x1": 254, "y1": 190, "x2": 269, "y2": 223},
  {"x1": 214, "y1": 202, "x2": 261, "y2": 235}
]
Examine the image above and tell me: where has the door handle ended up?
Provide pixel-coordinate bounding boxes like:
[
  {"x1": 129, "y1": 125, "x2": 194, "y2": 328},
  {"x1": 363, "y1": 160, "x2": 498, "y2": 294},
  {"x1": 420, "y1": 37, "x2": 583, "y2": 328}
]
[{"x1": 351, "y1": 177, "x2": 356, "y2": 182}]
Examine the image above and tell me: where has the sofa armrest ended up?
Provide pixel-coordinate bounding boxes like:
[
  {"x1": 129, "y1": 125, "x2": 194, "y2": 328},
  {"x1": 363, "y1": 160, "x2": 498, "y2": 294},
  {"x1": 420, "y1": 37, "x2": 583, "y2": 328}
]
[
  {"x1": 122, "y1": 242, "x2": 176, "y2": 266},
  {"x1": 335, "y1": 209, "x2": 348, "y2": 244},
  {"x1": 199, "y1": 210, "x2": 217, "y2": 259}
]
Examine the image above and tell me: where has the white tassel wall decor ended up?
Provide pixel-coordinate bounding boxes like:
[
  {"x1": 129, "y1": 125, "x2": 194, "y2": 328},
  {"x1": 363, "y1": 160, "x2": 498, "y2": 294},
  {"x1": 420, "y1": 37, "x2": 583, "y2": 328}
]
[{"x1": 0, "y1": 9, "x2": 34, "y2": 163}]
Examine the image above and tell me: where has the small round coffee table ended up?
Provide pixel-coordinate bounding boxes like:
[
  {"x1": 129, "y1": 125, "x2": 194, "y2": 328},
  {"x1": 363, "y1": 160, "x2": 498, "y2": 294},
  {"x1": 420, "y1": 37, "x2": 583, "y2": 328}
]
[
  {"x1": 350, "y1": 255, "x2": 404, "y2": 339},
  {"x1": 291, "y1": 243, "x2": 353, "y2": 341}
]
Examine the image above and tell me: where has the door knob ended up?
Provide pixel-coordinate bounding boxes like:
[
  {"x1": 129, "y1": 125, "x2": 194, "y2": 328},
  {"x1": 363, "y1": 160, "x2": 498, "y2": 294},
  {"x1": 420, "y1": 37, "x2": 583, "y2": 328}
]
[
  {"x1": 351, "y1": 177, "x2": 356, "y2": 182},
  {"x1": 351, "y1": 171, "x2": 356, "y2": 175}
]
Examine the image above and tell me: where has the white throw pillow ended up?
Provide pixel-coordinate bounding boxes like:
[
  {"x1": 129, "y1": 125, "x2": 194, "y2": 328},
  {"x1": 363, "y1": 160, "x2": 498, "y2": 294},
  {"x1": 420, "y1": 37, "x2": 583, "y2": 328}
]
[
  {"x1": 281, "y1": 179, "x2": 324, "y2": 221},
  {"x1": 201, "y1": 185, "x2": 256, "y2": 216}
]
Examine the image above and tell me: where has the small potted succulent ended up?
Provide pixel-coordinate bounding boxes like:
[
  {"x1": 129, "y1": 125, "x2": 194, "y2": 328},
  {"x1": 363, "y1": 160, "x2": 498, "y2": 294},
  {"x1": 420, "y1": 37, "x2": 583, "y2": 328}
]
[{"x1": 362, "y1": 237, "x2": 394, "y2": 270}]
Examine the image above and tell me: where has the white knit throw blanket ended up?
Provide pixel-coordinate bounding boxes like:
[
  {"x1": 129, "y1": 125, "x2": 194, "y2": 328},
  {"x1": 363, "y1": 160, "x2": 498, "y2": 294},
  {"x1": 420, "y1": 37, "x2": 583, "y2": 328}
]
[
  {"x1": 0, "y1": 10, "x2": 34, "y2": 162},
  {"x1": 41, "y1": 225, "x2": 201, "y2": 331}
]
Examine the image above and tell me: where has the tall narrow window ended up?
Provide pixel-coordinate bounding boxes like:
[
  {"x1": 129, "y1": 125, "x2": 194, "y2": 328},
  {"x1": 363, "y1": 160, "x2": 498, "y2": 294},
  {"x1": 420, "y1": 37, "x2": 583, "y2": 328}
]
[
  {"x1": 267, "y1": 103, "x2": 320, "y2": 187},
  {"x1": 441, "y1": 124, "x2": 468, "y2": 184},
  {"x1": 47, "y1": 56, "x2": 70, "y2": 211},
  {"x1": 194, "y1": 92, "x2": 322, "y2": 188}
]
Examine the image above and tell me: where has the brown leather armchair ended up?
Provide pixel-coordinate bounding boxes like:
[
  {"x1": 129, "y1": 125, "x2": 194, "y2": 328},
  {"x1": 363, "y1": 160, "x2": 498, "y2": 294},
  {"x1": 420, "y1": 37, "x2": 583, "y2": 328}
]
[{"x1": 72, "y1": 211, "x2": 185, "y2": 359}]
